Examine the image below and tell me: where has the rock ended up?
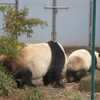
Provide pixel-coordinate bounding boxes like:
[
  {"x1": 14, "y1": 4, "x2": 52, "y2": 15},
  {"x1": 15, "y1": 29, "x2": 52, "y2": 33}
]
[{"x1": 79, "y1": 70, "x2": 100, "y2": 92}]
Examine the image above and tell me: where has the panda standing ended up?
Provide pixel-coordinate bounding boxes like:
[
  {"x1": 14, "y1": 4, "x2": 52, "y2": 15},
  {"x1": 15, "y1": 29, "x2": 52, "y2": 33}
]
[{"x1": 0, "y1": 41, "x2": 67, "y2": 88}]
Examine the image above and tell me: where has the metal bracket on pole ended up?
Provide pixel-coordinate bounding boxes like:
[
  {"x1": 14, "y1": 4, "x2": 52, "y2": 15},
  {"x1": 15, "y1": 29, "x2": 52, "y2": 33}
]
[
  {"x1": 44, "y1": 6, "x2": 68, "y2": 9},
  {"x1": 0, "y1": 3, "x2": 15, "y2": 5},
  {"x1": 44, "y1": 0, "x2": 68, "y2": 41}
]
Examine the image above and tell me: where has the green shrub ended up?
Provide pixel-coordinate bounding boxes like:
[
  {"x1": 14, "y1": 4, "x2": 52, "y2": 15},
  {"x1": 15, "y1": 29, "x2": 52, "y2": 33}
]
[
  {"x1": 0, "y1": 65, "x2": 16, "y2": 96},
  {"x1": 0, "y1": 66, "x2": 45, "y2": 100},
  {"x1": 0, "y1": 36, "x2": 25, "y2": 58}
]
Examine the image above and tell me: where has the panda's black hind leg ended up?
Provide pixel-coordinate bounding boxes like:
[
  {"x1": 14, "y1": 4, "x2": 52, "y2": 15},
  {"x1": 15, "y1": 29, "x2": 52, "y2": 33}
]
[
  {"x1": 15, "y1": 69, "x2": 37, "y2": 88},
  {"x1": 43, "y1": 74, "x2": 50, "y2": 86}
]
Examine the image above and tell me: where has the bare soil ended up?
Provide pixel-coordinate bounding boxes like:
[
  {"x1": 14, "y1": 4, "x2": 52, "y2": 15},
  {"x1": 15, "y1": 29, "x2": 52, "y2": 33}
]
[
  {"x1": 33, "y1": 78, "x2": 100, "y2": 100},
  {"x1": 0, "y1": 46, "x2": 100, "y2": 100},
  {"x1": 1, "y1": 79, "x2": 100, "y2": 100}
]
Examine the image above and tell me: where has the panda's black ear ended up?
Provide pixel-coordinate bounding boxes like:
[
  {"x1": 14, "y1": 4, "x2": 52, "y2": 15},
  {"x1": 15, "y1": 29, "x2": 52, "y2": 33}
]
[{"x1": 98, "y1": 53, "x2": 100, "y2": 57}]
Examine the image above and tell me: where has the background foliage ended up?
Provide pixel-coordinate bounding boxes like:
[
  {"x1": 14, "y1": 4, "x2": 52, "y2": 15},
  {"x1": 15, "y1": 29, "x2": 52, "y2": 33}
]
[
  {"x1": 0, "y1": 5, "x2": 47, "y2": 38},
  {"x1": 0, "y1": 5, "x2": 47, "y2": 99},
  {"x1": 0, "y1": 5, "x2": 47, "y2": 57}
]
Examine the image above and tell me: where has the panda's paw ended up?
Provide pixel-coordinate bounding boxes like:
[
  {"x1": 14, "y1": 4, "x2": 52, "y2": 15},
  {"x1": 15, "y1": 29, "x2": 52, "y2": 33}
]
[
  {"x1": 54, "y1": 84, "x2": 64, "y2": 88},
  {"x1": 32, "y1": 84, "x2": 38, "y2": 87}
]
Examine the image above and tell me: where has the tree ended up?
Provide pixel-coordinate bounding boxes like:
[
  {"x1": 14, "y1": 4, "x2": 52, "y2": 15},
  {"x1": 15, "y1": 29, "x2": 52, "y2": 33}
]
[
  {"x1": 0, "y1": 5, "x2": 47, "y2": 39},
  {"x1": 0, "y1": 5, "x2": 47, "y2": 57}
]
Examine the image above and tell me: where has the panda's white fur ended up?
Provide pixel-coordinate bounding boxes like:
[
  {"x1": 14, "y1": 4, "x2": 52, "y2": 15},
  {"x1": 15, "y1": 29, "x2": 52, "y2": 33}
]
[
  {"x1": 20, "y1": 43, "x2": 52, "y2": 78},
  {"x1": 67, "y1": 49, "x2": 100, "y2": 83},
  {"x1": 57, "y1": 42, "x2": 68, "y2": 74},
  {"x1": 0, "y1": 41, "x2": 67, "y2": 88},
  {"x1": 67, "y1": 49, "x2": 91, "y2": 71},
  {"x1": 21, "y1": 43, "x2": 67, "y2": 78},
  {"x1": 95, "y1": 51, "x2": 100, "y2": 70}
]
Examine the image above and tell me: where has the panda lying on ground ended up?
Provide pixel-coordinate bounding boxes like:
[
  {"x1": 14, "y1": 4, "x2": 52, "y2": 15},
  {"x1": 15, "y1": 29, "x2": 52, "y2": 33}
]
[
  {"x1": 66, "y1": 49, "x2": 100, "y2": 83},
  {"x1": 0, "y1": 41, "x2": 67, "y2": 88}
]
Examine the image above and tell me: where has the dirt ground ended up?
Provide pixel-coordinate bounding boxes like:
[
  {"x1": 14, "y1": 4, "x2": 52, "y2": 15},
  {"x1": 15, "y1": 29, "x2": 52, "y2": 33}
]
[
  {"x1": 1, "y1": 79, "x2": 100, "y2": 100},
  {"x1": 0, "y1": 46, "x2": 100, "y2": 100},
  {"x1": 26, "y1": 46, "x2": 100, "y2": 100},
  {"x1": 32, "y1": 78, "x2": 100, "y2": 100},
  {"x1": 23, "y1": 77, "x2": 100, "y2": 100},
  {"x1": 41, "y1": 46, "x2": 100, "y2": 100}
]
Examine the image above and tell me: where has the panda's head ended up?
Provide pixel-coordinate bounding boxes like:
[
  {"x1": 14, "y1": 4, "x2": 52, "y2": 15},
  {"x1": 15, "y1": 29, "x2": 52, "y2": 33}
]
[
  {"x1": 95, "y1": 51, "x2": 100, "y2": 70},
  {"x1": 66, "y1": 49, "x2": 92, "y2": 83}
]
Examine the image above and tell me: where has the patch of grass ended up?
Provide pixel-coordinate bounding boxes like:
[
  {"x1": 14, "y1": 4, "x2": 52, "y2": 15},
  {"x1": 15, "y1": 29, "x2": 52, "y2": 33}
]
[
  {"x1": 58, "y1": 89, "x2": 87, "y2": 100},
  {"x1": 0, "y1": 65, "x2": 45, "y2": 100},
  {"x1": 0, "y1": 65, "x2": 16, "y2": 96},
  {"x1": 18, "y1": 87, "x2": 45, "y2": 100},
  {"x1": 66, "y1": 92, "x2": 87, "y2": 100}
]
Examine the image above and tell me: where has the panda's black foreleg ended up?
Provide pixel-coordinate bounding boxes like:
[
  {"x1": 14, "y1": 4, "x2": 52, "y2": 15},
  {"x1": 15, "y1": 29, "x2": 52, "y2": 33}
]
[
  {"x1": 54, "y1": 73, "x2": 64, "y2": 88},
  {"x1": 43, "y1": 70, "x2": 64, "y2": 88},
  {"x1": 43, "y1": 72, "x2": 55, "y2": 86},
  {"x1": 43, "y1": 71, "x2": 64, "y2": 88},
  {"x1": 15, "y1": 69, "x2": 37, "y2": 88}
]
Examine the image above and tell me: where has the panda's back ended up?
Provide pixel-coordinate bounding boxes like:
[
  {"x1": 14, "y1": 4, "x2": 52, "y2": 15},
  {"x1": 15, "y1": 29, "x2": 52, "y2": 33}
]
[{"x1": 67, "y1": 49, "x2": 91, "y2": 71}]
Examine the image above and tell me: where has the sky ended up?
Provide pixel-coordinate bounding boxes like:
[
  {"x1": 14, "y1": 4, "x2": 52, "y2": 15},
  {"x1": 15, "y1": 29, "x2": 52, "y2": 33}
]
[{"x1": 0, "y1": 0, "x2": 100, "y2": 46}]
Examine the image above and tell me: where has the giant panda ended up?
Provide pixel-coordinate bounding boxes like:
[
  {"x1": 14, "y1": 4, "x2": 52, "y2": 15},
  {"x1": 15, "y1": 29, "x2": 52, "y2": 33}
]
[
  {"x1": 66, "y1": 49, "x2": 100, "y2": 83},
  {"x1": 95, "y1": 51, "x2": 100, "y2": 70},
  {"x1": 0, "y1": 41, "x2": 67, "y2": 88}
]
